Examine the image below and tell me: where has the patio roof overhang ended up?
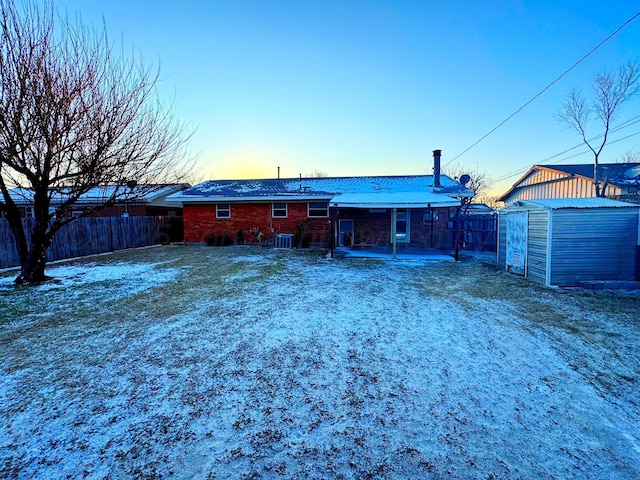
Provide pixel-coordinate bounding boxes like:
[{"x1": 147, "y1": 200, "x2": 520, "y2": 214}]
[{"x1": 329, "y1": 192, "x2": 461, "y2": 209}]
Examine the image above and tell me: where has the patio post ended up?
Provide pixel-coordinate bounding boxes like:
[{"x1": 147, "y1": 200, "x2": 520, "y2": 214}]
[
  {"x1": 330, "y1": 209, "x2": 335, "y2": 258},
  {"x1": 392, "y1": 207, "x2": 397, "y2": 259}
]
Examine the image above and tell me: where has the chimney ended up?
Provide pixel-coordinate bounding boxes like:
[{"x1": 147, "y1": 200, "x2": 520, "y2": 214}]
[
  {"x1": 277, "y1": 166, "x2": 280, "y2": 179},
  {"x1": 432, "y1": 149, "x2": 442, "y2": 188}
]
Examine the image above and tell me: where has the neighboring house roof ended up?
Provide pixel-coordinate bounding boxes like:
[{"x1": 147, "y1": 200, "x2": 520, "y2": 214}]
[
  {"x1": 504, "y1": 197, "x2": 638, "y2": 210},
  {"x1": 8, "y1": 184, "x2": 190, "y2": 207},
  {"x1": 169, "y1": 175, "x2": 472, "y2": 207},
  {"x1": 498, "y1": 163, "x2": 640, "y2": 201},
  {"x1": 548, "y1": 163, "x2": 640, "y2": 183},
  {"x1": 463, "y1": 203, "x2": 495, "y2": 214}
]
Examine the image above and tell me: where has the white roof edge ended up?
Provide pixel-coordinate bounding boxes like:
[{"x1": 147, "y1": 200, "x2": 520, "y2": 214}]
[
  {"x1": 167, "y1": 194, "x2": 335, "y2": 203},
  {"x1": 330, "y1": 200, "x2": 460, "y2": 208},
  {"x1": 513, "y1": 198, "x2": 639, "y2": 210},
  {"x1": 329, "y1": 191, "x2": 462, "y2": 208}
]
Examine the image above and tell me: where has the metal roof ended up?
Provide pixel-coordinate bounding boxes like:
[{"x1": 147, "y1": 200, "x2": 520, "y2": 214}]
[
  {"x1": 169, "y1": 175, "x2": 472, "y2": 205},
  {"x1": 507, "y1": 198, "x2": 639, "y2": 210},
  {"x1": 547, "y1": 163, "x2": 640, "y2": 183}
]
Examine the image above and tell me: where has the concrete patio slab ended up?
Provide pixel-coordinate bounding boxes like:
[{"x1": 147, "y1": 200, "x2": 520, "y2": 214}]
[{"x1": 332, "y1": 245, "x2": 455, "y2": 261}]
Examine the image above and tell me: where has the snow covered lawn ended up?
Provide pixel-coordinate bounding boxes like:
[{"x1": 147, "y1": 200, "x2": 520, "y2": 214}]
[{"x1": 1, "y1": 245, "x2": 639, "y2": 479}]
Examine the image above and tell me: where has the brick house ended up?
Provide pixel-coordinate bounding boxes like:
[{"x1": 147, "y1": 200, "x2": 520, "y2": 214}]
[{"x1": 169, "y1": 168, "x2": 473, "y2": 252}]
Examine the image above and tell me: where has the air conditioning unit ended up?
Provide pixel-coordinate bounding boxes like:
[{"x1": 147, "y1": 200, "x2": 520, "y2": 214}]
[{"x1": 275, "y1": 233, "x2": 294, "y2": 249}]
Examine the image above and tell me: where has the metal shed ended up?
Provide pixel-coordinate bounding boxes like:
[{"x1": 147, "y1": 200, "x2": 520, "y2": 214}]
[{"x1": 497, "y1": 198, "x2": 640, "y2": 287}]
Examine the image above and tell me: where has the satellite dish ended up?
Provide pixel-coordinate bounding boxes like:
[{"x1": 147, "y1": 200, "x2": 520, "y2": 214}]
[
  {"x1": 624, "y1": 165, "x2": 640, "y2": 179},
  {"x1": 459, "y1": 174, "x2": 471, "y2": 186}
]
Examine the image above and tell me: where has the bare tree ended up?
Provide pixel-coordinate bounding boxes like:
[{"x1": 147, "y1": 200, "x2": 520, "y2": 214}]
[
  {"x1": 474, "y1": 194, "x2": 502, "y2": 210},
  {"x1": 0, "y1": 0, "x2": 191, "y2": 283},
  {"x1": 618, "y1": 149, "x2": 640, "y2": 163},
  {"x1": 557, "y1": 62, "x2": 640, "y2": 197},
  {"x1": 443, "y1": 162, "x2": 493, "y2": 211},
  {"x1": 305, "y1": 170, "x2": 329, "y2": 178}
]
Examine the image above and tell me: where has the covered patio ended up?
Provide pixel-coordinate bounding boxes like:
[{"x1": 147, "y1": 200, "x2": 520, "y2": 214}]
[
  {"x1": 332, "y1": 244, "x2": 454, "y2": 261},
  {"x1": 329, "y1": 191, "x2": 462, "y2": 260}
]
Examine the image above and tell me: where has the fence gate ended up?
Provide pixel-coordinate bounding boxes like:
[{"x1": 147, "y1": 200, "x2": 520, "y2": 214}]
[{"x1": 460, "y1": 214, "x2": 497, "y2": 252}]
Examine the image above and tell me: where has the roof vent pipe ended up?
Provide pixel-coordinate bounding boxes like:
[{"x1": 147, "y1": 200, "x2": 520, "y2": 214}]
[{"x1": 433, "y1": 149, "x2": 442, "y2": 188}]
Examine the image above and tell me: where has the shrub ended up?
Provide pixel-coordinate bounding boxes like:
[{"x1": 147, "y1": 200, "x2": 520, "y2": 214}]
[{"x1": 205, "y1": 233, "x2": 234, "y2": 246}]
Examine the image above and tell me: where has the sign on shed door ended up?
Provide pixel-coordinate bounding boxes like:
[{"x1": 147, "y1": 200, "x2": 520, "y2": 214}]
[{"x1": 505, "y1": 212, "x2": 527, "y2": 276}]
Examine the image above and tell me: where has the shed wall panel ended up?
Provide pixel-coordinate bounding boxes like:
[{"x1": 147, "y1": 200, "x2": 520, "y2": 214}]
[
  {"x1": 549, "y1": 208, "x2": 638, "y2": 286},
  {"x1": 497, "y1": 214, "x2": 507, "y2": 266},
  {"x1": 524, "y1": 208, "x2": 549, "y2": 285}
]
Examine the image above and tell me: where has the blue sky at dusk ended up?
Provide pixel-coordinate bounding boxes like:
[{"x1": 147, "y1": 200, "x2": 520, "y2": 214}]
[{"x1": 52, "y1": 0, "x2": 640, "y2": 196}]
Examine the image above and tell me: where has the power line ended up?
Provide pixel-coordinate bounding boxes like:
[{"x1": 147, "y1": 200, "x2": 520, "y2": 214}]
[
  {"x1": 492, "y1": 114, "x2": 640, "y2": 183},
  {"x1": 537, "y1": 115, "x2": 640, "y2": 163},
  {"x1": 492, "y1": 129, "x2": 640, "y2": 183},
  {"x1": 445, "y1": 9, "x2": 640, "y2": 167}
]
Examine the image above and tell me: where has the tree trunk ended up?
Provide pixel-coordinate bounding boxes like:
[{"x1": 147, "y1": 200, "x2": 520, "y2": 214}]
[
  {"x1": 16, "y1": 230, "x2": 52, "y2": 283},
  {"x1": 594, "y1": 159, "x2": 602, "y2": 197},
  {"x1": 15, "y1": 190, "x2": 54, "y2": 283}
]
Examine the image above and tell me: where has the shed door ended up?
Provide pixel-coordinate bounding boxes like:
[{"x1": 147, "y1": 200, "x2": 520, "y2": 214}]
[{"x1": 505, "y1": 211, "x2": 527, "y2": 276}]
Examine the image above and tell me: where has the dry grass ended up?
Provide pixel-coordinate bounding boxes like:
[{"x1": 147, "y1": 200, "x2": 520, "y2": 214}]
[{"x1": 1, "y1": 246, "x2": 639, "y2": 479}]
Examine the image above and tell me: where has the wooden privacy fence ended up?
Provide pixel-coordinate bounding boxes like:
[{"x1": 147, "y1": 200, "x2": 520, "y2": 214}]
[
  {"x1": 0, "y1": 216, "x2": 183, "y2": 269},
  {"x1": 459, "y1": 213, "x2": 497, "y2": 252}
]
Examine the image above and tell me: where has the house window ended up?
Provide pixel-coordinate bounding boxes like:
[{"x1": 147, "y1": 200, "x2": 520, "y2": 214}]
[
  {"x1": 25, "y1": 207, "x2": 35, "y2": 218},
  {"x1": 308, "y1": 202, "x2": 329, "y2": 218},
  {"x1": 423, "y1": 210, "x2": 438, "y2": 222},
  {"x1": 216, "y1": 204, "x2": 230, "y2": 218},
  {"x1": 72, "y1": 210, "x2": 83, "y2": 217},
  {"x1": 272, "y1": 203, "x2": 287, "y2": 218}
]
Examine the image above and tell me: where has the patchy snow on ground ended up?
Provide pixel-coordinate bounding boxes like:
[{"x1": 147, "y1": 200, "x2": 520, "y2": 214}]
[
  {"x1": 0, "y1": 247, "x2": 639, "y2": 479},
  {"x1": 0, "y1": 261, "x2": 184, "y2": 295}
]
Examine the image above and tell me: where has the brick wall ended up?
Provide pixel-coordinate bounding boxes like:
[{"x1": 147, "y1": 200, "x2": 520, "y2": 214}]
[
  {"x1": 184, "y1": 202, "x2": 331, "y2": 245},
  {"x1": 82, "y1": 205, "x2": 181, "y2": 217},
  {"x1": 409, "y1": 208, "x2": 455, "y2": 249},
  {"x1": 339, "y1": 209, "x2": 392, "y2": 245},
  {"x1": 185, "y1": 203, "x2": 456, "y2": 249},
  {"x1": 90, "y1": 205, "x2": 147, "y2": 217}
]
